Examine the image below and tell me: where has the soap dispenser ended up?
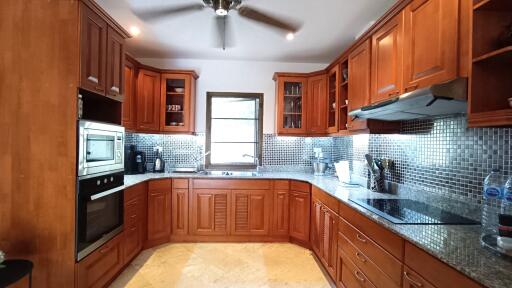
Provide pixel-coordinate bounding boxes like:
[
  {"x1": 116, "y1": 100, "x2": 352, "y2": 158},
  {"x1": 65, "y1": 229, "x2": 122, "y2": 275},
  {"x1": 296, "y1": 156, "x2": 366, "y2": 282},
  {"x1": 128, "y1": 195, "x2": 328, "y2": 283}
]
[{"x1": 154, "y1": 146, "x2": 165, "y2": 173}]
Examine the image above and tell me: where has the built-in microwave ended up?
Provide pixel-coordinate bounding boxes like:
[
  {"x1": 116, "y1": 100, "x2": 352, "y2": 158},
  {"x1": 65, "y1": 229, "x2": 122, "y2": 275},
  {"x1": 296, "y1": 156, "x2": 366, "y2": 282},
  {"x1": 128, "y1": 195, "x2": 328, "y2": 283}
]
[{"x1": 78, "y1": 120, "x2": 124, "y2": 177}]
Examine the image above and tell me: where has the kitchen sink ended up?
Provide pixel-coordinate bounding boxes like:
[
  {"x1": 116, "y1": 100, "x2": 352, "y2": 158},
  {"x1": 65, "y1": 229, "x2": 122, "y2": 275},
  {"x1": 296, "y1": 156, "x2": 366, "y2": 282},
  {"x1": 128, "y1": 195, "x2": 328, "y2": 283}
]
[{"x1": 199, "y1": 171, "x2": 260, "y2": 177}]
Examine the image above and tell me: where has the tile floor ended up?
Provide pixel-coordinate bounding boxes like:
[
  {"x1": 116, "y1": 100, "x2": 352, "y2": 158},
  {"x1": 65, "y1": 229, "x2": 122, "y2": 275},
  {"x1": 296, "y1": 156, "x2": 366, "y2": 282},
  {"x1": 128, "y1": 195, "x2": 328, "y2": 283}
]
[{"x1": 110, "y1": 243, "x2": 331, "y2": 288}]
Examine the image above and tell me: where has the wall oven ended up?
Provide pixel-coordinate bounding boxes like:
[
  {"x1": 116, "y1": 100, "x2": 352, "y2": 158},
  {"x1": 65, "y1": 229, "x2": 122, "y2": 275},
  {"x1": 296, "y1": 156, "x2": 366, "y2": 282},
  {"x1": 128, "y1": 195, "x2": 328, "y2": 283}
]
[
  {"x1": 76, "y1": 171, "x2": 124, "y2": 261},
  {"x1": 78, "y1": 120, "x2": 124, "y2": 177}
]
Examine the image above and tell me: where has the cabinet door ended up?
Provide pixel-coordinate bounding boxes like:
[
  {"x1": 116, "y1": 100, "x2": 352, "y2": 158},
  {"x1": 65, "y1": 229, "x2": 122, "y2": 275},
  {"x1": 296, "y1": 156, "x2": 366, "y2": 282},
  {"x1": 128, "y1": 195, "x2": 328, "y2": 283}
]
[
  {"x1": 79, "y1": 3, "x2": 107, "y2": 95},
  {"x1": 402, "y1": 0, "x2": 458, "y2": 91},
  {"x1": 147, "y1": 181, "x2": 171, "y2": 247},
  {"x1": 231, "y1": 190, "x2": 271, "y2": 236},
  {"x1": 106, "y1": 27, "x2": 125, "y2": 98},
  {"x1": 371, "y1": 12, "x2": 404, "y2": 104},
  {"x1": 122, "y1": 60, "x2": 136, "y2": 130},
  {"x1": 137, "y1": 69, "x2": 161, "y2": 131},
  {"x1": 307, "y1": 74, "x2": 328, "y2": 135},
  {"x1": 160, "y1": 74, "x2": 195, "y2": 133},
  {"x1": 191, "y1": 189, "x2": 230, "y2": 235},
  {"x1": 124, "y1": 198, "x2": 142, "y2": 263},
  {"x1": 172, "y1": 188, "x2": 189, "y2": 235},
  {"x1": 327, "y1": 66, "x2": 339, "y2": 133},
  {"x1": 311, "y1": 200, "x2": 324, "y2": 256},
  {"x1": 348, "y1": 39, "x2": 371, "y2": 131},
  {"x1": 323, "y1": 207, "x2": 338, "y2": 280},
  {"x1": 289, "y1": 191, "x2": 310, "y2": 242},
  {"x1": 276, "y1": 76, "x2": 308, "y2": 135},
  {"x1": 273, "y1": 190, "x2": 289, "y2": 236},
  {"x1": 76, "y1": 233, "x2": 124, "y2": 288}
]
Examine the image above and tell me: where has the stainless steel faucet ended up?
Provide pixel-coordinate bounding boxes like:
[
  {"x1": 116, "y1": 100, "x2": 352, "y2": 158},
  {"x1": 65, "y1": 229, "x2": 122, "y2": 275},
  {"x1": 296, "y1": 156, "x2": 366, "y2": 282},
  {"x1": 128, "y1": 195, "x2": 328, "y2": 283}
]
[
  {"x1": 192, "y1": 151, "x2": 210, "y2": 172},
  {"x1": 242, "y1": 154, "x2": 261, "y2": 173}
]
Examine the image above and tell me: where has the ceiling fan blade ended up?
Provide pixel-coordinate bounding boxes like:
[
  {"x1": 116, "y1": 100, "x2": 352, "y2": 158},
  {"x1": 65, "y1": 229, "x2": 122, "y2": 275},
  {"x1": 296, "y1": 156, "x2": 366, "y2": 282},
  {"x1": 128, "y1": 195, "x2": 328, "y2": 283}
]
[
  {"x1": 214, "y1": 15, "x2": 233, "y2": 50},
  {"x1": 237, "y1": 6, "x2": 301, "y2": 33},
  {"x1": 134, "y1": 4, "x2": 205, "y2": 21}
]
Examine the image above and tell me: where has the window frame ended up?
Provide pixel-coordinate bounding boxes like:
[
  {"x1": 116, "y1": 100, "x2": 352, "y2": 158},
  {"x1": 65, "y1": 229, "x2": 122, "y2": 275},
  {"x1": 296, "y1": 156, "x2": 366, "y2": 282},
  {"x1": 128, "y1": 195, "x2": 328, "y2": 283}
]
[{"x1": 205, "y1": 92, "x2": 264, "y2": 170}]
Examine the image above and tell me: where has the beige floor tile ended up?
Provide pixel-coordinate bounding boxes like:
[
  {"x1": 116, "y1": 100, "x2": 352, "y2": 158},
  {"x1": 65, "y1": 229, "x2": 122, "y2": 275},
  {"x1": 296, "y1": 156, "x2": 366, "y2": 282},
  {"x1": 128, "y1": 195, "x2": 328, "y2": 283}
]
[{"x1": 110, "y1": 243, "x2": 330, "y2": 288}]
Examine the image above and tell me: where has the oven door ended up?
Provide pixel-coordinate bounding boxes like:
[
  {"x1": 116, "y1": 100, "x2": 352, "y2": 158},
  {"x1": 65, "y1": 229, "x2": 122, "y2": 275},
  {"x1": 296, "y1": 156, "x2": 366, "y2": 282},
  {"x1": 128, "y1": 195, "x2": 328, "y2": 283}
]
[
  {"x1": 78, "y1": 120, "x2": 124, "y2": 177},
  {"x1": 76, "y1": 175, "x2": 124, "y2": 261}
]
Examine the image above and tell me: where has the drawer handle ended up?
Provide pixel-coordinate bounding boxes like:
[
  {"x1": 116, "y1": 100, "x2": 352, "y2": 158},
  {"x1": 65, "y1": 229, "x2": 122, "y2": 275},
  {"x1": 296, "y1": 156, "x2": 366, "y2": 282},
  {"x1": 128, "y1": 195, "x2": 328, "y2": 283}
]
[
  {"x1": 354, "y1": 270, "x2": 365, "y2": 282},
  {"x1": 388, "y1": 91, "x2": 399, "y2": 97},
  {"x1": 355, "y1": 252, "x2": 367, "y2": 262},
  {"x1": 87, "y1": 76, "x2": 99, "y2": 84},
  {"x1": 130, "y1": 215, "x2": 137, "y2": 219},
  {"x1": 404, "y1": 271, "x2": 423, "y2": 287},
  {"x1": 99, "y1": 245, "x2": 111, "y2": 254},
  {"x1": 130, "y1": 227, "x2": 137, "y2": 231},
  {"x1": 356, "y1": 234, "x2": 367, "y2": 243}
]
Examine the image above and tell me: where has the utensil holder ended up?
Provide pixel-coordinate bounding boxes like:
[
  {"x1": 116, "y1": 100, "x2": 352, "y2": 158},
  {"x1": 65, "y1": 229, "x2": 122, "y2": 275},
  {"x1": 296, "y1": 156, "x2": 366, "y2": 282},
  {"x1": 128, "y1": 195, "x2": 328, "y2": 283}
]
[{"x1": 370, "y1": 171, "x2": 385, "y2": 193}]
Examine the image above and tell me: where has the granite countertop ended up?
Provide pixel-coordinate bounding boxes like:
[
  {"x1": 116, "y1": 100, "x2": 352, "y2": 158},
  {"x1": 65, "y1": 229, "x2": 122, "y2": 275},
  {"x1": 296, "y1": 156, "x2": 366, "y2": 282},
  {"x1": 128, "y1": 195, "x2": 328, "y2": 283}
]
[{"x1": 124, "y1": 172, "x2": 512, "y2": 288}]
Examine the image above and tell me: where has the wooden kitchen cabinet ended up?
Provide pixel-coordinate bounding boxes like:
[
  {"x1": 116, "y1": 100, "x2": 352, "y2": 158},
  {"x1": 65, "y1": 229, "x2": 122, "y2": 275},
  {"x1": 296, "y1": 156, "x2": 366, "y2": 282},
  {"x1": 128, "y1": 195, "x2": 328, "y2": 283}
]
[
  {"x1": 289, "y1": 191, "x2": 310, "y2": 243},
  {"x1": 273, "y1": 188, "x2": 289, "y2": 236},
  {"x1": 172, "y1": 179, "x2": 189, "y2": 235},
  {"x1": 307, "y1": 74, "x2": 328, "y2": 135},
  {"x1": 146, "y1": 179, "x2": 171, "y2": 248},
  {"x1": 79, "y1": 2, "x2": 107, "y2": 95},
  {"x1": 327, "y1": 65, "x2": 340, "y2": 133},
  {"x1": 231, "y1": 190, "x2": 271, "y2": 235},
  {"x1": 191, "y1": 189, "x2": 231, "y2": 236},
  {"x1": 106, "y1": 26, "x2": 125, "y2": 99},
  {"x1": 347, "y1": 39, "x2": 371, "y2": 131},
  {"x1": 371, "y1": 12, "x2": 404, "y2": 104},
  {"x1": 402, "y1": 266, "x2": 435, "y2": 288},
  {"x1": 76, "y1": 232, "x2": 124, "y2": 288},
  {"x1": 160, "y1": 72, "x2": 197, "y2": 133},
  {"x1": 311, "y1": 197, "x2": 338, "y2": 280},
  {"x1": 137, "y1": 69, "x2": 161, "y2": 132},
  {"x1": 123, "y1": 183, "x2": 147, "y2": 264},
  {"x1": 402, "y1": 0, "x2": 459, "y2": 91},
  {"x1": 122, "y1": 56, "x2": 137, "y2": 130},
  {"x1": 274, "y1": 74, "x2": 308, "y2": 135}
]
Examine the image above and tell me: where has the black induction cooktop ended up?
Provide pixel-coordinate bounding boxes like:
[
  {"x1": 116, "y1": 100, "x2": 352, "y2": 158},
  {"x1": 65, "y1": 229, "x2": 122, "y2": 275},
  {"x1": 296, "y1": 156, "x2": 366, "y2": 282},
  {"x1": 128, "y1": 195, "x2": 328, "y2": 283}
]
[{"x1": 349, "y1": 198, "x2": 480, "y2": 225}]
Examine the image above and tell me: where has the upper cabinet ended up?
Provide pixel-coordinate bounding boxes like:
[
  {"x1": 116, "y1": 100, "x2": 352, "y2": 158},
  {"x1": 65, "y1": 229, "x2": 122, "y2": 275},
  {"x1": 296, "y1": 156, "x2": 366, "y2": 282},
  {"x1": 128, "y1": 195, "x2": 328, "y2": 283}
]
[
  {"x1": 347, "y1": 40, "x2": 372, "y2": 131},
  {"x1": 137, "y1": 69, "x2": 161, "y2": 132},
  {"x1": 307, "y1": 74, "x2": 328, "y2": 135},
  {"x1": 160, "y1": 72, "x2": 198, "y2": 133},
  {"x1": 327, "y1": 66, "x2": 339, "y2": 133},
  {"x1": 122, "y1": 57, "x2": 137, "y2": 130},
  {"x1": 402, "y1": 0, "x2": 459, "y2": 91},
  {"x1": 275, "y1": 75, "x2": 308, "y2": 135},
  {"x1": 80, "y1": 3, "x2": 107, "y2": 95},
  {"x1": 79, "y1": 1, "x2": 129, "y2": 100},
  {"x1": 371, "y1": 12, "x2": 404, "y2": 104}
]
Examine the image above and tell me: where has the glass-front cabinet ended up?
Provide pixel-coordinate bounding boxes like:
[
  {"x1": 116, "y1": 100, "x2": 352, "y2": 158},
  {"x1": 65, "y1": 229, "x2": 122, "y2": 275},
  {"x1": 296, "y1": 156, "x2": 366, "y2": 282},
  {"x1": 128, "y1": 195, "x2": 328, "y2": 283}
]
[
  {"x1": 275, "y1": 75, "x2": 308, "y2": 135},
  {"x1": 327, "y1": 66, "x2": 339, "y2": 133},
  {"x1": 160, "y1": 72, "x2": 197, "y2": 133}
]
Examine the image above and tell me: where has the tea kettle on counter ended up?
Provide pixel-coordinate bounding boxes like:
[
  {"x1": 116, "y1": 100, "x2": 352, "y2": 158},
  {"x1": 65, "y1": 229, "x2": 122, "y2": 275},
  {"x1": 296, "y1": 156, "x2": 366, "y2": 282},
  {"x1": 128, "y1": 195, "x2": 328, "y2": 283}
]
[{"x1": 154, "y1": 146, "x2": 165, "y2": 173}]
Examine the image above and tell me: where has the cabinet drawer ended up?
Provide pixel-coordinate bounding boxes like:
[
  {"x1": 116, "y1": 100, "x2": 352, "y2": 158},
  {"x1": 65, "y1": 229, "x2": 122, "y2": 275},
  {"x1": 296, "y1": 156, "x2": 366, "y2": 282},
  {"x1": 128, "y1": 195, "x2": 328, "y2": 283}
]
[
  {"x1": 339, "y1": 218, "x2": 402, "y2": 282},
  {"x1": 339, "y1": 202, "x2": 403, "y2": 259},
  {"x1": 311, "y1": 186, "x2": 339, "y2": 214},
  {"x1": 403, "y1": 266, "x2": 435, "y2": 288},
  {"x1": 340, "y1": 250, "x2": 377, "y2": 288},
  {"x1": 148, "y1": 179, "x2": 172, "y2": 191},
  {"x1": 338, "y1": 233, "x2": 400, "y2": 288},
  {"x1": 173, "y1": 178, "x2": 189, "y2": 189},
  {"x1": 124, "y1": 183, "x2": 145, "y2": 202},
  {"x1": 404, "y1": 242, "x2": 482, "y2": 288},
  {"x1": 274, "y1": 180, "x2": 289, "y2": 190},
  {"x1": 76, "y1": 233, "x2": 124, "y2": 288},
  {"x1": 192, "y1": 179, "x2": 271, "y2": 190},
  {"x1": 290, "y1": 181, "x2": 309, "y2": 193}
]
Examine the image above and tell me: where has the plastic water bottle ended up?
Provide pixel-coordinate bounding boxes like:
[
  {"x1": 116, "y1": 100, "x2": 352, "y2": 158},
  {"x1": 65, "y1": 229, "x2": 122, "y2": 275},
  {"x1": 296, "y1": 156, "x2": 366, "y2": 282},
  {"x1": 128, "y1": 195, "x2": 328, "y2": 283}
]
[
  {"x1": 484, "y1": 169, "x2": 504, "y2": 199},
  {"x1": 502, "y1": 176, "x2": 512, "y2": 216}
]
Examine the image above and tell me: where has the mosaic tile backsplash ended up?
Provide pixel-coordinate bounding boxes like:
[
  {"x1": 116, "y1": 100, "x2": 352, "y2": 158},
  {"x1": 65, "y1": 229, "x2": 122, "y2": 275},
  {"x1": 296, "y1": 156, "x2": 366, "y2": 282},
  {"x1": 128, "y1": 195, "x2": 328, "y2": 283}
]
[{"x1": 126, "y1": 115, "x2": 512, "y2": 206}]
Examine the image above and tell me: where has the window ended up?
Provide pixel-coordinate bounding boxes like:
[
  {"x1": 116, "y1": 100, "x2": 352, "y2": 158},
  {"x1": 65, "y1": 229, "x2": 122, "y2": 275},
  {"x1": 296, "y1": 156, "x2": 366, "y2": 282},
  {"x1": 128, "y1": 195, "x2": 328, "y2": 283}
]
[{"x1": 206, "y1": 92, "x2": 263, "y2": 170}]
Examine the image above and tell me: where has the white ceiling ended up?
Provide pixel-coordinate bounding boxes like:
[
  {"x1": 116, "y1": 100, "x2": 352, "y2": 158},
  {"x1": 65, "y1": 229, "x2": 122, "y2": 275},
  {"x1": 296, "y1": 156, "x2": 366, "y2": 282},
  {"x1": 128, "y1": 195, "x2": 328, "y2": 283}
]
[{"x1": 95, "y1": 0, "x2": 396, "y2": 63}]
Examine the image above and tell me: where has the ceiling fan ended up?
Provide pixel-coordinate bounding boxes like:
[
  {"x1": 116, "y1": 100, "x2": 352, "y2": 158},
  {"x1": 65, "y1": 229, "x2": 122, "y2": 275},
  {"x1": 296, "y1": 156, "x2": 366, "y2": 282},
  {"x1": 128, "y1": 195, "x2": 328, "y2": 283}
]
[{"x1": 133, "y1": 0, "x2": 302, "y2": 50}]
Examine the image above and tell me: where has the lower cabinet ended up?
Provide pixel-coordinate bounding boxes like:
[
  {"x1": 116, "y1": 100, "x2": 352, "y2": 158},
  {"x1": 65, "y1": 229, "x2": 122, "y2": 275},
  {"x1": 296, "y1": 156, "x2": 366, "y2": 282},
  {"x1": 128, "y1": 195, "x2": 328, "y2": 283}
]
[
  {"x1": 231, "y1": 190, "x2": 271, "y2": 235},
  {"x1": 289, "y1": 191, "x2": 310, "y2": 242},
  {"x1": 146, "y1": 179, "x2": 171, "y2": 247},
  {"x1": 402, "y1": 266, "x2": 435, "y2": 288},
  {"x1": 123, "y1": 183, "x2": 147, "y2": 263},
  {"x1": 273, "y1": 189, "x2": 290, "y2": 236},
  {"x1": 311, "y1": 197, "x2": 338, "y2": 280},
  {"x1": 76, "y1": 233, "x2": 125, "y2": 288},
  {"x1": 190, "y1": 189, "x2": 231, "y2": 236}
]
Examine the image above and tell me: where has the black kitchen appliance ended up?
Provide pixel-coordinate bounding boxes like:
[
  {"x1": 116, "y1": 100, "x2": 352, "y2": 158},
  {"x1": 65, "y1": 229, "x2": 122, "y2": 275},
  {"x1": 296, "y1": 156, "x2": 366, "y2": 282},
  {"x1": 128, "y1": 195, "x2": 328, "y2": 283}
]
[
  {"x1": 124, "y1": 145, "x2": 146, "y2": 175},
  {"x1": 350, "y1": 198, "x2": 480, "y2": 225},
  {"x1": 76, "y1": 171, "x2": 124, "y2": 261}
]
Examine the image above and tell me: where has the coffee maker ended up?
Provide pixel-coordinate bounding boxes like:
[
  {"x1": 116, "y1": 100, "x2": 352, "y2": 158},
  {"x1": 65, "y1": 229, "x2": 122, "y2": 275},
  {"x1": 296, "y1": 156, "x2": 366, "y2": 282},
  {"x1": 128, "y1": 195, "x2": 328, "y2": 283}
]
[{"x1": 125, "y1": 145, "x2": 147, "y2": 174}]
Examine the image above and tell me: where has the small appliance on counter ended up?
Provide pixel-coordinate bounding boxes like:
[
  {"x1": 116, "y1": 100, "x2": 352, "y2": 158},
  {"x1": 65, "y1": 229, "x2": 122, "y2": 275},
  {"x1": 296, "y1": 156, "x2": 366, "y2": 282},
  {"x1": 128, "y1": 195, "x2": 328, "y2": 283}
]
[
  {"x1": 125, "y1": 145, "x2": 146, "y2": 175},
  {"x1": 153, "y1": 146, "x2": 165, "y2": 173},
  {"x1": 312, "y1": 148, "x2": 329, "y2": 176}
]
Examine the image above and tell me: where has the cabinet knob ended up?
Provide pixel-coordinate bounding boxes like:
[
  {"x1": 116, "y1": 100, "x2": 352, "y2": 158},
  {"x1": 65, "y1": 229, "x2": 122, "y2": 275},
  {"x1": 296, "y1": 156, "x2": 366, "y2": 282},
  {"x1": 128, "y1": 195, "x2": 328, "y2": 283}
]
[{"x1": 404, "y1": 271, "x2": 423, "y2": 287}]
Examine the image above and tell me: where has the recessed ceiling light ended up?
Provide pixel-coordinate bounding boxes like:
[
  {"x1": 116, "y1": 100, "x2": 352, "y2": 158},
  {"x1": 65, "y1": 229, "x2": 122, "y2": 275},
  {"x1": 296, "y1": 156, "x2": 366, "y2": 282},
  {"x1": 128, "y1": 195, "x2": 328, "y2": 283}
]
[
  {"x1": 286, "y1": 33, "x2": 295, "y2": 41},
  {"x1": 129, "y1": 26, "x2": 141, "y2": 37},
  {"x1": 215, "y1": 8, "x2": 228, "y2": 16}
]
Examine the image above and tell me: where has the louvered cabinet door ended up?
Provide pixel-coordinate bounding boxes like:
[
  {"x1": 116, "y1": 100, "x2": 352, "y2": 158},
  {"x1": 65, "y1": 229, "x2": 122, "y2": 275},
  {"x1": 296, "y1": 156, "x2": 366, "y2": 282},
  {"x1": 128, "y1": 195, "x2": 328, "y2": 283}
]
[
  {"x1": 191, "y1": 189, "x2": 230, "y2": 236},
  {"x1": 231, "y1": 190, "x2": 271, "y2": 236}
]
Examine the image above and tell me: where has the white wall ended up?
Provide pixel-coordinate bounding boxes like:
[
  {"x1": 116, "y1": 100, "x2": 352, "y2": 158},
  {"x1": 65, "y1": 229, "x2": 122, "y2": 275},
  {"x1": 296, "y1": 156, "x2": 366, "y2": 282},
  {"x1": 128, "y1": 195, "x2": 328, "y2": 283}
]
[{"x1": 138, "y1": 58, "x2": 327, "y2": 133}]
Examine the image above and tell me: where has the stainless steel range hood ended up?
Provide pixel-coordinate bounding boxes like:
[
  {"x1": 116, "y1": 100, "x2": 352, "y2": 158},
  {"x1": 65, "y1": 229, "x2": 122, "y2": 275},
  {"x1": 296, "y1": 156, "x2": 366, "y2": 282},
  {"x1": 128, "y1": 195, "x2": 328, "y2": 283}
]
[{"x1": 348, "y1": 78, "x2": 468, "y2": 121}]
